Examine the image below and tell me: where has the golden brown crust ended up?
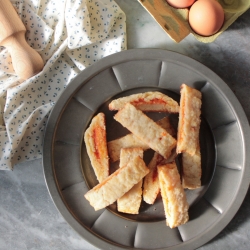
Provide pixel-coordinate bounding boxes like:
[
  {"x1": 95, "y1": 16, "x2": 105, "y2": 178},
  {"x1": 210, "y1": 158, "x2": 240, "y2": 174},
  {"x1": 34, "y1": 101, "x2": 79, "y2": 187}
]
[
  {"x1": 177, "y1": 84, "x2": 202, "y2": 156},
  {"x1": 109, "y1": 91, "x2": 179, "y2": 113},
  {"x1": 114, "y1": 103, "x2": 177, "y2": 159},
  {"x1": 84, "y1": 113, "x2": 109, "y2": 183},
  {"x1": 84, "y1": 156, "x2": 149, "y2": 211},
  {"x1": 158, "y1": 163, "x2": 189, "y2": 228}
]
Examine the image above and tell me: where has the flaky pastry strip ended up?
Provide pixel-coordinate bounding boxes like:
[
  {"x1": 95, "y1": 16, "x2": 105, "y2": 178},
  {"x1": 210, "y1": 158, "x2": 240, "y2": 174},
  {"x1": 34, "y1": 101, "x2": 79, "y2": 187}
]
[
  {"x1": 177, "y1": 84, "x2": 202, "y2": 156},
  {"x1": 109, "y1": 91, "x2": 179, "y2": 113},
  {"x1": 84, "y1": 156, "x2": 149, "y2": 211},
  {"x1": 114, "y1": 103, "x2": 176, "y2": 159},
  {"x1": 108, "y1": 116, "x2": 176, "y2": 162},
  {"x1": 143, "y1": 150, "x2": 177, "y2": 205},
  {"x1": 158, "y1": 163, "x2": 189, "y2": 228},
  {"x1": 182, "y1": 145, "x2": 201, "y2": 189},
  {"x1": 117, "y1": 148, "x2": 144, "y2": 214},
  {"x1": 84, "y1": 113, "x2": 109, "y2": 183}
]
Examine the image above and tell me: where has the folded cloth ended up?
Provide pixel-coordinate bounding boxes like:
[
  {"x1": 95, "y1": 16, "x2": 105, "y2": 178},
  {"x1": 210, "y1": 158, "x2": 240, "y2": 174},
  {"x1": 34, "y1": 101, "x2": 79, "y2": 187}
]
[{"x1": 0, "y1": 0, "x2": 126, "y2": 170}]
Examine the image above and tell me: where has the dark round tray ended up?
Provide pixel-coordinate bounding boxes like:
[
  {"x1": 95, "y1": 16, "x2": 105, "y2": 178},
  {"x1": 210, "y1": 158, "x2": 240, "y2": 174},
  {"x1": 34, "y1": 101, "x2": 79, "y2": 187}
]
[{"x1": 43, "y1": 49, "x2": 250, "y2": 250}]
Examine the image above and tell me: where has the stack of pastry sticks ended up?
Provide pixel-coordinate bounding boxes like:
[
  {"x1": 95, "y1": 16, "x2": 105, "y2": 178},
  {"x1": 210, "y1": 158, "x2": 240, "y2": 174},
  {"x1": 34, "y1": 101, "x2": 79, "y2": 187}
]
[{"x1": 84, "y1": 85, "x2": 202, "y2": 228}]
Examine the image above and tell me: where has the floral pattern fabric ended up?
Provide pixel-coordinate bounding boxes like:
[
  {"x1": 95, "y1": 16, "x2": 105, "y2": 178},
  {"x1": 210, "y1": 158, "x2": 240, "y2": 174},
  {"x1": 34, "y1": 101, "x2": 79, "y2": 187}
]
[{"x1": 0, "y1": 0, "x2": 126, "y2": 170}]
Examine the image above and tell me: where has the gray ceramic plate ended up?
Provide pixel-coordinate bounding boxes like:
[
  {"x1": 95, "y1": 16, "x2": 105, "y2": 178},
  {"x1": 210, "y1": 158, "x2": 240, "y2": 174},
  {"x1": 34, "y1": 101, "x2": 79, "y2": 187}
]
[{"x1": 43, "y1": 49, "x2": 250, "y2": 250}]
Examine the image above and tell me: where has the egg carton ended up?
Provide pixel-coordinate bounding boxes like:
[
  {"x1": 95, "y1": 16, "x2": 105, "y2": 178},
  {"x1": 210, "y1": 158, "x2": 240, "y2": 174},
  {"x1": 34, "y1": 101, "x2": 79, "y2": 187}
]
[{"x1": 138, "y1": 0, "x2": 250, "y2": 43}]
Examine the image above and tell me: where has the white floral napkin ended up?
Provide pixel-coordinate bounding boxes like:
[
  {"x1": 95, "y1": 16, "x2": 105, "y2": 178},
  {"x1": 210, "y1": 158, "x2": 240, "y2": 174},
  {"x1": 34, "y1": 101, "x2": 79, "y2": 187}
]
[{"x1": 0, "y1": 0, "x2": 126, "y2": 170}]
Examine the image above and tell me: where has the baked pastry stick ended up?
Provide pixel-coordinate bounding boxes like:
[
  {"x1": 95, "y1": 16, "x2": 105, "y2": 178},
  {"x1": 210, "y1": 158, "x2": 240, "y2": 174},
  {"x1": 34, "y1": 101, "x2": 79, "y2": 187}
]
[
  {"x1": 107, "y1": 133, "x2": 149, "y2": 163},
  {"x1": 84, "y1": 156, "x2": 149, "y2": 211},
  {"x1": 108, "y1": 116, "x2": 176, "y2": 162},
  {"x1": 143, "y1": 151, "x2": 177, "y2": 204},
  {"x1": 182, "y1": 145, "x2": 201, "y2": 189},
  {"x1": 109, "y1": 91, "x2": 179, "y2": 113},
  {"x1": 117, "y1": 148, "x2": 144, "y2": 214},
  {"x1": 158, "y1": 163, "x2": 189, "y2": 228},
  {"x1": 114, "y1": 103, "x2": 177, "y2": 159},
  {"x1": 176, "y1": 84, "x2": 202, "y2": 156},
  {"x1": 84, "y1": 113, "x2": 109, "y2": 183},
  {"x1": 176, "y1": 84, "x2": 202, "y2": 189},
  {"x1": 143, "y1": 118, "x2": 177, "y2": 204}
]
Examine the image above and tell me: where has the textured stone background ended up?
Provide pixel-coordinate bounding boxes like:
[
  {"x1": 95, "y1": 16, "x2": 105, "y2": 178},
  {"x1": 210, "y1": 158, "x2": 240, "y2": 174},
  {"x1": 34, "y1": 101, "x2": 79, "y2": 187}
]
[{"x1": 1, "y1": 1, "x2": 250, "y2": 249}]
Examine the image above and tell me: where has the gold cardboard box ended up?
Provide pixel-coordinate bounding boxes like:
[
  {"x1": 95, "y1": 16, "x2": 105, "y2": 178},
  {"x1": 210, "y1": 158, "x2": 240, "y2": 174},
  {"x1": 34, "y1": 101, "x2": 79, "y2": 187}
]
[{"x1": 138, "y1": 0, "x2": 250, "y2": 43}]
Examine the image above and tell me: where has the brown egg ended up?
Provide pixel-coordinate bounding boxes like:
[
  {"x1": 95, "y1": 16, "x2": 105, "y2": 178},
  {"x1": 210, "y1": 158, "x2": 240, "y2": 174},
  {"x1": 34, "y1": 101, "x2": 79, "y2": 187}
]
[
  {"x1": 189, "y1": 0, "x2": 224, "y2": 36},
  {"x1": 166, "y1": 0, "x2": 196, "y2": 8}
]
